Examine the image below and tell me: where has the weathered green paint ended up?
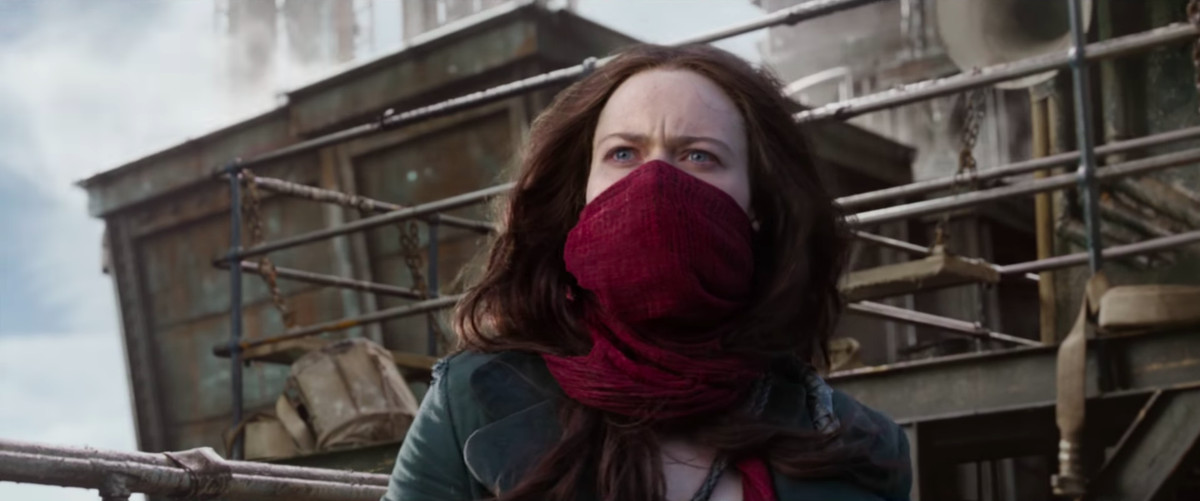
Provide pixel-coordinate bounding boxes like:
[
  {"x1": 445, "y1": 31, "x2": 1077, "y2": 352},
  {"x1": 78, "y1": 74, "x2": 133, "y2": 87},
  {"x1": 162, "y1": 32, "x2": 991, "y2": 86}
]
[
  {"x1": 287, "y1": 16, "x2": 539, "y2": 134},
  {"x1": 80, "y1": 109, "x2": 293, "y2": 218}
]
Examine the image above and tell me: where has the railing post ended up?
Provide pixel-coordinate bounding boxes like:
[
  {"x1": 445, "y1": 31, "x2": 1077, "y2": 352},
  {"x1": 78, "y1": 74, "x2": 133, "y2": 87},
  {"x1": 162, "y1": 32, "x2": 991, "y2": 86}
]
[
  {"x1": 426, "y1": 220, "x2": 440, "y2": 356},
  {"x1": 226, "y1": 162, "x2": 246, "y2": 460}
]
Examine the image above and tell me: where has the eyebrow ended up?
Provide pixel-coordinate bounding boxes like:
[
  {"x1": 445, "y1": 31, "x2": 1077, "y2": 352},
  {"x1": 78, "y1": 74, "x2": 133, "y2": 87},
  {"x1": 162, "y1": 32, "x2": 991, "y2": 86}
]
[{"x1": 596, "y1": 132, "x2": 735, "y2": 156}]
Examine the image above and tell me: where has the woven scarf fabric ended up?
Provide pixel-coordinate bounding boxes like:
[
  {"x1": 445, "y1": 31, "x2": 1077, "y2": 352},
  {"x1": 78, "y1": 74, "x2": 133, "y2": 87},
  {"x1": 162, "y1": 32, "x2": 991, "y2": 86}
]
[{"x1": 542, "y1": 161, "x2": 776, "y2": 501}]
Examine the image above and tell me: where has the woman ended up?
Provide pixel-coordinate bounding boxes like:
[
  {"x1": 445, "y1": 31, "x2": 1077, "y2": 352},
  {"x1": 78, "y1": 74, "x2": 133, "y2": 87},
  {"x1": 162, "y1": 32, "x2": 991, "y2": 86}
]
[{"x1": 384, "y1": 44, "x2": 911, "y2": 501}]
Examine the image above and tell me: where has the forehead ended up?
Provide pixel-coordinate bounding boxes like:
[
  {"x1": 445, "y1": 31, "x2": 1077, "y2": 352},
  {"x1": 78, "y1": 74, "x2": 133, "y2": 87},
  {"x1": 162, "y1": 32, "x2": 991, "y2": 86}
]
[{"x1": 594, "y1": 69, "x2": 744, "y2": 139}]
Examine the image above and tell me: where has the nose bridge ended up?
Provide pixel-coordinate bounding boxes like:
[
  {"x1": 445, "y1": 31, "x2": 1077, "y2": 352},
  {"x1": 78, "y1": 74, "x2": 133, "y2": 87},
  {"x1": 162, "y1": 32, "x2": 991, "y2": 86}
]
[{"x1": 643, "y1": 136, "x2": 673, "y2": 165}]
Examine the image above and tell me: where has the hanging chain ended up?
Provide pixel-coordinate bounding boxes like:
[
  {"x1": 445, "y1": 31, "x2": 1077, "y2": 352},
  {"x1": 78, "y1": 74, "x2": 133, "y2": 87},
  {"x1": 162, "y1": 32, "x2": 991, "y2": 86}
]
[
  {"x1": 936, "y1": 88, "x2": 986, "y2": 248},
  {"x1": 396, "y1": 217, "x2": 448, "y2": 354},
  {"x1": 1189, "y1": 0, "x2": 1200, "y2": 113},
  {"x1": 241, "y1": 170, "x2": 296, "y2": 329}
]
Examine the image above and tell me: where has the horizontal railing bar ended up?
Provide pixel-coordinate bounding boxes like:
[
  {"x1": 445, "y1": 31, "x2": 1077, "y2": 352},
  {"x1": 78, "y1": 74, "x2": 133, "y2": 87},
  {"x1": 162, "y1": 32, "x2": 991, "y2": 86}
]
[
  {"x1": 0, "y1": 438, "x2": 387, "y2": 487},
  {"x1": 251, "y1": 175, "x2": 496, "y2": 233},
  {"x1": 224, "y1": 183, "x2": 513, "y2": 262},
  {"x1": 675, "y1": 0, "x2": 889, "y2": 45},
  {"x1": 221, "y1": 260, "x2": 423, "y2": 299},
  {"x1": 849, "y1": 146, "x2": 1200, "y2": 227},
  {"x1": 848, "y1": 301, "x2": 1040, "y2": 347},
  {"x1": 213, "y1": 295, "x2": 463, "y2": 356},
  {"x1": 997, "y1": 229, "x2": 1200, "y2": 275},
  {"x1": 0, "y1": 442, "x2": 385, "y2": 501},
  {"x1": 797, "y1": 23, "x2": 1200, "y2": 123},
  {"x1": 836, "y1": 125, "x2": 1200, "y2": 210}
]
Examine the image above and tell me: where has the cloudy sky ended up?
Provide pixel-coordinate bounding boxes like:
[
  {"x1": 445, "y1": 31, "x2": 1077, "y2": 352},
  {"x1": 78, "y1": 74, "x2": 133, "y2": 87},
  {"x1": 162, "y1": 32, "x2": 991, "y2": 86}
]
[{"x1": 0, "y1": 0, "x2": 764, "y2": 499}]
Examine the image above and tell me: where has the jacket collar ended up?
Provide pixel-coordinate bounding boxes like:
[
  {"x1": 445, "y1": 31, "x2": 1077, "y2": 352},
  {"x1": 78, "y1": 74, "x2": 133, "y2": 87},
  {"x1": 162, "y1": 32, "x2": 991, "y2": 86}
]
[{"x1": 461, "y1": 352, "x2": 836, "y2": 498}]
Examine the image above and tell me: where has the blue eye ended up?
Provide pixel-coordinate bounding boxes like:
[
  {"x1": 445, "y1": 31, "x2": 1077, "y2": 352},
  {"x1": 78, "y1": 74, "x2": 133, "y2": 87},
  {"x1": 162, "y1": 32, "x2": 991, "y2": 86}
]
[
  {"x1": 609, "y1": 147, "x2": 636, "y2": 163},
  {"x1": 686, "y1": 150, "x2": 715, "y2": 164}
]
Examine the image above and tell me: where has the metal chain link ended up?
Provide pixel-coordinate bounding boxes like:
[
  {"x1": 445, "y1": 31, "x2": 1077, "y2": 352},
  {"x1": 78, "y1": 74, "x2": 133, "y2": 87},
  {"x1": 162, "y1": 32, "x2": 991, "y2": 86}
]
[
  {"x1": 396, "y1": 217, "x2": 449, "y2": 354},
  {"x1": 936, "y1": 88, "x2": 985, "y2": 247},
  {"x1": 241, "y1": 170, "x2": 296, "y2": 329},
  {"x1": 1189, "y1": 0, "x2": 1200, "y2": 113}
]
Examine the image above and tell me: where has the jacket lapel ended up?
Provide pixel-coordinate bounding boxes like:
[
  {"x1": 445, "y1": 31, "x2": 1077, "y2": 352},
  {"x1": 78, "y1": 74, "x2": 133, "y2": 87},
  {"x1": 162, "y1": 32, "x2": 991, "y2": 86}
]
[{"x1": 462, "y1": 352, "x2": 566, "y2": 495}]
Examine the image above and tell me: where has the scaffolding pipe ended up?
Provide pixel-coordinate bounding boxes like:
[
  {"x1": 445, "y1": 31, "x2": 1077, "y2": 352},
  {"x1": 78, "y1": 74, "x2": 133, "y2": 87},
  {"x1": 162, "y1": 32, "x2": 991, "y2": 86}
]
[
  {"x1": 226, "y1": 168, "x2": 245, "y2": 460},
  {"x1": 835, "y1": 125, "x2": 1200, "y2": 210},
  {"x1": 1067, "y1": 0, "x2": 1104, "y2": 272},
  {"x1": 250, "y1": 175, "x2": 495, "y2": 233},
  {"x1": 848, "y1": 301, "x2": 1040, "y2": 347},
  {"x1": 224, "y1": 183, "x2": 514, "y2": 262},
  {"x1": 0, "y1": 449, "x2": 383, "y2": 501},
  {"x1": 853, "y1": 230, "x2": 930, "y2": 255},
  {"x1": 224, "y1": 261, "x2": 423, "y2": 299},
  {"x1": 674, "y1": 0, "x2": 889, "y2": 45},
  {"x1": 213, "y1": 295, "x2": 463, "y2": 356},
  {"x1": 997, "y1": 229, "x2": 1200, "y2": 276},
  {"x1": 0, "y1": 439, "x2": 387, "y2": 487},
  {"x1": 796, "y1": 23, "x2": 1200, "y2": 123},
  {"x1": 850, "y1": 146, "x2": 1200, "y2": 227}
]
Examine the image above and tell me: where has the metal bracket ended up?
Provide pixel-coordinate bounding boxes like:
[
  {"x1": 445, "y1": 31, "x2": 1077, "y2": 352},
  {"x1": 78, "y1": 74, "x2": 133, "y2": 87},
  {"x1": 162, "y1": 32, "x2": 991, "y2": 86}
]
[{"x1": 163, "y1": 447, "x2": 232, "y2": 500}]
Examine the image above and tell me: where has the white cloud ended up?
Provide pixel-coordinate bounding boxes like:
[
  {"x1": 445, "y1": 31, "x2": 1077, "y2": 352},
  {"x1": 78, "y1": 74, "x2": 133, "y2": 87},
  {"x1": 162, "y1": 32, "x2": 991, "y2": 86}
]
[{"x1": 0, "y1": 330, "x2": 141, "y2": 501}]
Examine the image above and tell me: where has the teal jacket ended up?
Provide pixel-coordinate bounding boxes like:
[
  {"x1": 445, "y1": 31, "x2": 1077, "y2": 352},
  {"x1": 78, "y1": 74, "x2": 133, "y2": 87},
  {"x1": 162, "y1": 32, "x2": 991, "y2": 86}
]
[{"x1": 384, "y1": 350, "x2": 911, "y2": 501}]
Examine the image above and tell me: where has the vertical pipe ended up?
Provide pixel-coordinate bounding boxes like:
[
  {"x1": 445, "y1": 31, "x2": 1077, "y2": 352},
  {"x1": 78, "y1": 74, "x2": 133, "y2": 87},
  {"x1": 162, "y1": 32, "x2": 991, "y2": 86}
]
[
  {"x1": 1032, "y1": 96, "x2": 1059, "y2": 345},
  {"x1": 426, "y1": 221, "x2": 440, "y2": 356},
  {"x1": 1068, "y1": 0, "x2": 1105, "y2": 272},
  {"x1": 227, "y1": 165, "x2": 245, "y2": 460}
]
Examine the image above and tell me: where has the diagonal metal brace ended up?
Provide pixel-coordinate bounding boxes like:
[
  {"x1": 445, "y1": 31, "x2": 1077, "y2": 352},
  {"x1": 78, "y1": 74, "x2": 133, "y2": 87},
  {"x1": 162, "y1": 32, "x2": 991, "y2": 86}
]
[{"x1": 1087, "y1": 388, "x2": 1200, "y2": 501}]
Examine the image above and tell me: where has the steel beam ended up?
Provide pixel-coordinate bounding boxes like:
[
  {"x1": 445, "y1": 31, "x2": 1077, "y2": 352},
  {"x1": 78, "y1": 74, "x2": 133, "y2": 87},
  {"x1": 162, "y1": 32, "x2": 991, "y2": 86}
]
[
  {"x1": 829, "y1": 329, "x2": 1200, "y2": 424},
  {"x1": 1088, "y1": 389, "x2": 1200, "y2": 501}
]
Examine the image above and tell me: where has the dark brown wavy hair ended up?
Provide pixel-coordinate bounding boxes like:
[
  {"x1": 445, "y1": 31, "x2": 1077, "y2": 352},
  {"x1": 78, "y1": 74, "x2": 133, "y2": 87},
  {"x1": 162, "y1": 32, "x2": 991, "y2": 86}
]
[{"x1": 453, "y1": 43, "x2": 851, "y2": 501}]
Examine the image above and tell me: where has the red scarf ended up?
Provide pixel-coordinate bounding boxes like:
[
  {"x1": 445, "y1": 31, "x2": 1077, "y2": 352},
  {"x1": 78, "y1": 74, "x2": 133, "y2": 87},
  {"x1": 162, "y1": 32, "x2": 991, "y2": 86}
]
[{"x1": 543, "y1": 161, "x2": 777, "y2": 501}]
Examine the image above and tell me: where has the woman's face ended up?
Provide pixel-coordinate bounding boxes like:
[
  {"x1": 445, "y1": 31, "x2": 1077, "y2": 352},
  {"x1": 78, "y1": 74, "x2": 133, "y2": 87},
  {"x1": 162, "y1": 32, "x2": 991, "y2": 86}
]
[{"x1": 586, "y1": 69, "x2": 751, "y2": 212}]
